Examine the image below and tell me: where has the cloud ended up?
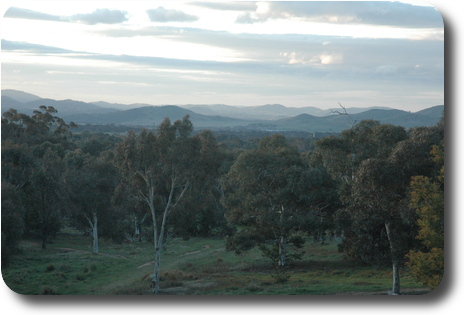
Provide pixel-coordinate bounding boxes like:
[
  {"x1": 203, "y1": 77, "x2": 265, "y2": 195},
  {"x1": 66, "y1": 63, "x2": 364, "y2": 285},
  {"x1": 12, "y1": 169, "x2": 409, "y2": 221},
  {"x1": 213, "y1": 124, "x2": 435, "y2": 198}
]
[
  {"x1": 4, "y1": 7, "x2": 63, "y2": 22},
  {"x1": 191, "y1": 2, "x2": 257, "y2": 11},
  {"x1": 146, "y1": 7, "x2": 198, "y2": 23},
  {"x1": 375, "y1": 65, "x2": 398, "y2": 74},
  {"x1": 1, "y1": 39, "x2": 74, "y2": 54},
  {"x1": 4, "y1": 7, "x2": 128, "y2": 25},
  {"x1": 70, "y1": 9, "x2": 128, "y2": 25},
  {"x1": 235, "y1": 1, "x2": 443, "y2": 28}
]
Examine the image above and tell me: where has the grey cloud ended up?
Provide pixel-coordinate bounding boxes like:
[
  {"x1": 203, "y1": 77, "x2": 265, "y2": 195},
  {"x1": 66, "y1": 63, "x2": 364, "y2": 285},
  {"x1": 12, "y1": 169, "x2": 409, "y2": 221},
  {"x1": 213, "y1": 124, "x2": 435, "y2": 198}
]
[
  {"x1": 146, "y1": 7, "x2": 198, "y2": 23},
  {"x1": 70, "y1": 9, "x2": 128, "y2": 25},
  {"x1": 1, "y1": 39, "x2": 75, "y2": 54},
  {"x1": 235, "y1": 12, "x2": 264, "y2": 24},
  {"x1": 236, "y1": 1, "x2": 443, "y2": 28},
  {"x1": 96, "y1": 26, "x2": 443, "y2": 79},
  {"x1": 3, "y1": 7, "x2": 128, "y2": 25},
  {"x1": 191, "y1": 2, "x2": 257, "y2": 11},
  {"x1": 4, "y1": 7, "x2": 63, "y2": 22}
]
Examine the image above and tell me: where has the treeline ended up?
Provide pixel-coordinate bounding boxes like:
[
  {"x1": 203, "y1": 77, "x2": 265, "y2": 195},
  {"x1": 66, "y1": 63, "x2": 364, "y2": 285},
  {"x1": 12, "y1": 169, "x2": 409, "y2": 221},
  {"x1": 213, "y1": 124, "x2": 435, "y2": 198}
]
[{"x1": 1, "y1": 106, "x2": 444, "y2": 294}]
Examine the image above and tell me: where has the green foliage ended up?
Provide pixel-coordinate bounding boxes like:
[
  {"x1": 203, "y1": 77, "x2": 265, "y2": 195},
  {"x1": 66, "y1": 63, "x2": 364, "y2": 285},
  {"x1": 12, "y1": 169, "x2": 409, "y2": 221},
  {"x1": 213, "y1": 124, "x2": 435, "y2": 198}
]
[
  {"x1": 224, "y1": 134, "x2": 338, "y2": 266},
  {"x1": 313, "y1": 120, "x2": 443, "y2": 268},
  {"x1": 406, "y1": 142, "x2": 444, "y2": 289}
]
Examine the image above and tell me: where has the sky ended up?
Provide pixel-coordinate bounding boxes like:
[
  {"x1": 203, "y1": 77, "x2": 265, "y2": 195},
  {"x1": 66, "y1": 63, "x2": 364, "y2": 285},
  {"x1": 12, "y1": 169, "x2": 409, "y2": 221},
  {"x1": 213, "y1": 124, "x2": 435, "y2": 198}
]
[{"x1": 1, "y1": 1, "x2": 444, "y2": 111}]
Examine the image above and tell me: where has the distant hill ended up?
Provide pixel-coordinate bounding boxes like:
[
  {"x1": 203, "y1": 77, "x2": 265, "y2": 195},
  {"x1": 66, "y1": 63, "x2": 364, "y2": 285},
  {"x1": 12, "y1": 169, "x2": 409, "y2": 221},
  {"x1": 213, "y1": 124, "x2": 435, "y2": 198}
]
[
  {"x1": 1, "y1": 89, "x2": 443, "y2": 132},
  {"x1": 415, "y1": 105, "x2": 444, "y2": 118},
  {"x1": 65, "y1": 105, "x2": 249, "y2": 129},
  {"x1": 2, "y1": 89, "x2": 42, "y2": 103},
  {"x1": 181, "y1": 104, "x2": 395, "y2": 119},
  {"x1": 1, "y1": 95, "x2": 118, "y2": 116},
  {"x1": 1, "y1": 96, "x2": 25, "y2": 112},
  {"x1": 273, "y1": 107, "x2": 444, "y2": 132}
]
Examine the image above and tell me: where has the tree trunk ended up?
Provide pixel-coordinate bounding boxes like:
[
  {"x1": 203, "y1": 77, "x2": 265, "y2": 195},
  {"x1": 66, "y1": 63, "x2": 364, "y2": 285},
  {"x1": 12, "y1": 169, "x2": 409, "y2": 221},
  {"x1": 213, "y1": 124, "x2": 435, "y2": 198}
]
[
  {"x1": 153, "y1": 244, "x2": 162, "y2": 294},
  {"x1": 278, "y1": 205, "x2": 287, "y2": 267},
  {"x1": 92, "y1": 212, "x2": 98, "y2": 254},
  {"x1": 85, "y1": 212, "x2": 99, "y2": 254},
  {"x1": 41, "y1": 231, "x2": 47, "y2": 250},
  {"x1": 133, "y1": 214, "x2": 142, "y2": 242},
  {"x1": 385, "y1": 221, "x2": 400, "y2": 294},
  {"x1": 278, "y1": 235, "x2": 287, "y2": 267},
  {"x1": 141, "y1": 174, "x2": 189, "y2": 294},
  {"x1": 41, "y1": 192, "x2": 47, "y2": 250}
]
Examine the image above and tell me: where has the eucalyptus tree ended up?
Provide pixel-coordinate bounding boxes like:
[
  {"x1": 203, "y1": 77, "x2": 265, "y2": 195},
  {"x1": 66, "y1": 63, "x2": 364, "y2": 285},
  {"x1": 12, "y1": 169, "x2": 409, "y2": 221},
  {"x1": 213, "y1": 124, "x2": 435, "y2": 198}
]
[
  {"x1": 115, "y1": 115, "x2": 222, "y2": 294},
  {"x1": 1, "y1": 106, "x2": 75, "y2": 250},
  {"x1": 64, "y1": 150, "x2": 119, "y2": 253},
  {"x1": 223, "y1": 134, "x2": 338, "y2": 267},
  {"x1": 313, "y1": 120, "x2": 444, "y2": 294},
  {"x1": 406, "y1": 142, "x2": 444, "y2": 289},
  {"x1": 24, "y1": 147, "x2": 65, "y2": 249}
]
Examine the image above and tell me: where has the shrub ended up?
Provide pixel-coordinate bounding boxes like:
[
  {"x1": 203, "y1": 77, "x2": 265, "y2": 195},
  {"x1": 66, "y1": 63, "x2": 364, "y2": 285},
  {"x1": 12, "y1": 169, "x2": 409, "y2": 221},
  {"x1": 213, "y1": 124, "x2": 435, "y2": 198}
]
[
  {"x1": 272, "y1": 271, "x2": 291, "y2": 284},
  {"x1": 40, "y1": 286, "x2": 58, "y2": 295}
]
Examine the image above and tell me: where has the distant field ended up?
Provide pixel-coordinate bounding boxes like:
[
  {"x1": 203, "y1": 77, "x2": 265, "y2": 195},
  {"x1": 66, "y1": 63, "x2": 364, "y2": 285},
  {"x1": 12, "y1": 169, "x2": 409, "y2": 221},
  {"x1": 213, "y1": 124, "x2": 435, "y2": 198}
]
[{"x1": 2, "y1": 230, "x2": 429, "y2": 295}]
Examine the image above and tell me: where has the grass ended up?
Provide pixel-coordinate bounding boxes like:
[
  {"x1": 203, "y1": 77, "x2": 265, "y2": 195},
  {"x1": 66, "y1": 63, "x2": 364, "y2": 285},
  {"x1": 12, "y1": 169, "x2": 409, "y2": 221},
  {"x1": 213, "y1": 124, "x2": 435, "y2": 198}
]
[{"x1": 1, "y1": 230, "x2": 430, "y2": 295}]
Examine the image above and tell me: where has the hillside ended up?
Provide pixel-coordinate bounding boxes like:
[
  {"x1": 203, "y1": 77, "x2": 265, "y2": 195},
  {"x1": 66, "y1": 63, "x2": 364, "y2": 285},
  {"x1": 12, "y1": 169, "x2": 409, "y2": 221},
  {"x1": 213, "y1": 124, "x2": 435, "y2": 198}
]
[
  {"x1": 272, "y1": 107, "x2": 444, "y2": 132},
  {"x1": 1, "y1": 89, "x2": 42, "y2": 103},
  {"x1": 1, "y1": 89, "x2": 443, "y2": 132},
  {"x1": 65, "y1": 105, "x2": 249, "y2": 129}
]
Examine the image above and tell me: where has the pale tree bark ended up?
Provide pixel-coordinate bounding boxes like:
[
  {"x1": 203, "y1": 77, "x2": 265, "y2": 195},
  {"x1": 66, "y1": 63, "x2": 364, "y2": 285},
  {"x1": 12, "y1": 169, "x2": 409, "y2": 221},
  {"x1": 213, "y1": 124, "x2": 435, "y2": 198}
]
[
  {"x1": 140, "y1": 172, "x2": 190, "y2": 294},
  {"x1": 86, "y1": 212, "x2": 99, "y2": 254},
  {"x1": 278, "y1": 205, "x2": 287, "y2": 267},
  {"x1": 278, "y1": 235, "x2": 287, "y2": 267},
  {"x1": 133, "y1": 213, "x2": 147, "y2": 242},
  {"x1": 385, "y1": 221, "x2": 400, "y2": 295}
]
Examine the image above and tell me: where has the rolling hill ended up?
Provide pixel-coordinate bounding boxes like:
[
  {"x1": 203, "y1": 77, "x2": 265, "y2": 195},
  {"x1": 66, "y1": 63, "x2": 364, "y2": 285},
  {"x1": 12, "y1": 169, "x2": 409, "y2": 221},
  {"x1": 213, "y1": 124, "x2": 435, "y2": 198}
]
[{"x1": 1, "y1": 89, "x2": 443, "y2": 133}]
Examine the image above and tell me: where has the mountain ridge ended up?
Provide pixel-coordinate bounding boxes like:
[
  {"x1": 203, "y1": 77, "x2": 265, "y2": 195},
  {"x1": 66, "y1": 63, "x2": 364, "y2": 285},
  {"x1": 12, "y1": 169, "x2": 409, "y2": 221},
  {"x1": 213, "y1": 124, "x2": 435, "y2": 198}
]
[{"x1": 1, "y1": 89, "x2": 443, "y2": 133}]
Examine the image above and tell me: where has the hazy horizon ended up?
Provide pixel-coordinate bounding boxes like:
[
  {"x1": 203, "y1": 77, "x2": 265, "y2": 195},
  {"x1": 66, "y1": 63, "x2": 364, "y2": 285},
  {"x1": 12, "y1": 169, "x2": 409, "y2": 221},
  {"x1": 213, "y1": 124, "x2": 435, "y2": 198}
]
[{"x1": 1, "y1": 1, "x2": 444, "y2": 111}]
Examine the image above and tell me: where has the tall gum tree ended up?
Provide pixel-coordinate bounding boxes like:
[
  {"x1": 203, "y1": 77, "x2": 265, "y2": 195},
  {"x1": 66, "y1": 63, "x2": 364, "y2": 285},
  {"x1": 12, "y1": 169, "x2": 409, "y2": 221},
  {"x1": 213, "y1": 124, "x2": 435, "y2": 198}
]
[
  {"x1": 315, "y1": 119, "x2": 444, "y2": 294},
  {"x1": 313, "y1": 120, "x2": 423, "y2": 294},
  {"x1": 406, "y1": 141, "x2": 444, "y2": 290},
  {"x1": 64, "y1": 150, "x2": 119, "y2": 254},
  {"x1": 115, "y1": 115, "x2": 221, "y2": 294},
  {"x1": 223, "y1": 134, "x2": 338, "y2": 267}
]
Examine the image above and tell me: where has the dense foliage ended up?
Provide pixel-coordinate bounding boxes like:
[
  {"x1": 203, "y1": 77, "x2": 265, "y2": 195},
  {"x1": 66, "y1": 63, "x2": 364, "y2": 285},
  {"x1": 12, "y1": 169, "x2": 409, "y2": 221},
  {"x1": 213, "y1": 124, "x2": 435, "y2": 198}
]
[{"x1": 1, "y1": 106, "x2": 444, "y2": 294}]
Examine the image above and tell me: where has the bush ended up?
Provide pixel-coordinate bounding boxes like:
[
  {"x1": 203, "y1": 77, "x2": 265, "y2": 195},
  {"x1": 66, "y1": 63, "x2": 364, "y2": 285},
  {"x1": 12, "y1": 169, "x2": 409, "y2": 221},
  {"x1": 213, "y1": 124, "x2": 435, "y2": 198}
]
[
  {"x1": 40, "y1": 286, "x2": 58, "y2": 295},
  {"x1": 272, "y1": 271, "x2": 291, "y2": 284}
]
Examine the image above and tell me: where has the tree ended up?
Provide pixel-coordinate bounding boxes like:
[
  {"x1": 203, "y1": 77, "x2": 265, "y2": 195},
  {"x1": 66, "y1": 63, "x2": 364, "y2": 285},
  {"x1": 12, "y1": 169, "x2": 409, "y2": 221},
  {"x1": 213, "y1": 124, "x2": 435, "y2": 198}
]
[
  {"x1": 64, "y1": 150, "x2": 119, "y2": 253},
  {"x1": 1, "y1": 106, "x2": 77, "y2": 251},
  {"x1": 1, "y1": 106, "x2": 76, "y2": 146},
  {"x1": 223, "y1": 134, "x2": 338, "y2": 267},
  {"x1": 349, "y1": 158, "x2": 414, "y2": 294},
  {"x1": 24, "y1": 148, "x2": 64, "y2": 249},
  {"x1": 407, "y1": 142, "x2": 444, "y2": 289},
  {"x1": 1, "y1": 182, "x2": 26, "y2": 267},
  {"x1": 313, "y1": 121, "x2": 432, "y2": 294},
  {"x1": 115, "y1": 116, "x2": 221, "y2": 294}
]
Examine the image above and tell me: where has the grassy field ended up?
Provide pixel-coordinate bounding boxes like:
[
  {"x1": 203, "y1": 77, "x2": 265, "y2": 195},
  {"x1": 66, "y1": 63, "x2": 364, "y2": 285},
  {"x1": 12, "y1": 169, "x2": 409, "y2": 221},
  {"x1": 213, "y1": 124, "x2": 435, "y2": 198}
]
[{"x1": 1, "y1": 229, "x2": 430, "y2": 295}]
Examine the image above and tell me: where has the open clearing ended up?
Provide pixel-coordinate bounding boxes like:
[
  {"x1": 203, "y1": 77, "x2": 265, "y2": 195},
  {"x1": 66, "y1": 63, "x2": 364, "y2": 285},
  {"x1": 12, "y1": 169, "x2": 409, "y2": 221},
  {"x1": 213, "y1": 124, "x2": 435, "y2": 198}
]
[{"x1": 2, "y1": 230, "x2": 429, "y2": 295}]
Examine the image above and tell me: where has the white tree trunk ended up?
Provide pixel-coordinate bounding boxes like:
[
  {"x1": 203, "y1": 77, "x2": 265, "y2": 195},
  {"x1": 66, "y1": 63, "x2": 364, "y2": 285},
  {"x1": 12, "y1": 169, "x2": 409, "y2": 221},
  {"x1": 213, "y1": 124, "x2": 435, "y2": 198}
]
[
  {"x1": 277, "y1": 205, "x2": 287, "y2": 267},
  {"x1": 86, "y1": 212, "x2": 99, "y2": 254},
  {"x1": 385, "y1": 222, "x2": 400, "y2": 294},
  {"x1": 92, "y1": 213, "x2": 98, "y2": 254},
  {"x1": 141, "y1": 173, "x2": 190, "y2": 294},
  {"x1": 278, "y1": 235, "x2": 287, "y2": 267}
]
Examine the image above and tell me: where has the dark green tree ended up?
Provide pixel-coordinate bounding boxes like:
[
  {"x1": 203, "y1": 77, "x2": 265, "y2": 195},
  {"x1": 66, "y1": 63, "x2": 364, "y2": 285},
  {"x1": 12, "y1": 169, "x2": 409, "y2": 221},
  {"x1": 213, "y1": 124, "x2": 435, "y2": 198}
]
[
  {"x1": 114, "y1": 116, "x2": 222, "y2": 293},
  {"x1": 406, "y1": 141, "x2": 444, "y2": 289},
  {"x1": 314, "y1": 119, "x2": 444, "y2": 294},
  {"x1": 223, "y1": 134, "x2": 338, "y2": 267},
  {"x1": 64, "y1": 150, "x2": 120, "y2": 253}
]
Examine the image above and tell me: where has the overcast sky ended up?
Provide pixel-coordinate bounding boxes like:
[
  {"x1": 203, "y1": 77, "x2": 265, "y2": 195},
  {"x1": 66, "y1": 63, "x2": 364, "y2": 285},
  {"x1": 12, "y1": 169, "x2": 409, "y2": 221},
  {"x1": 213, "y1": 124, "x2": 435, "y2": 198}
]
[{"x1": 1, "y1": 1, "x2": 444, "y2": 111}]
